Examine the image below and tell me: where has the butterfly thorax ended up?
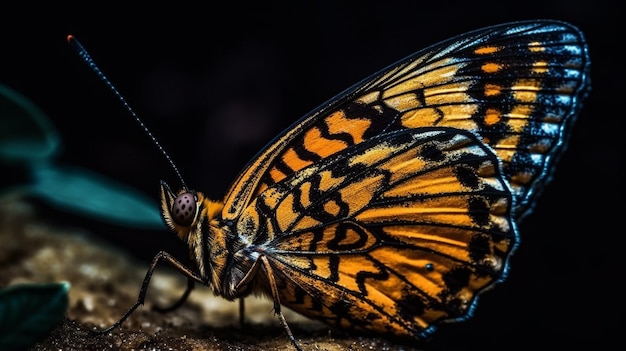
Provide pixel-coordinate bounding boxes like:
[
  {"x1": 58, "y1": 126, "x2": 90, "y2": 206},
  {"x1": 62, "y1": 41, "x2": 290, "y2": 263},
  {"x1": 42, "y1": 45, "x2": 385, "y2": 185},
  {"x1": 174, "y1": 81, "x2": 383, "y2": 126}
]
[
  {"x1": 203, "y1": 207, "x2": 262, "y2": 300},
  {"x1": 159, "y1": 181, "x2": 262, "y2": 299}
]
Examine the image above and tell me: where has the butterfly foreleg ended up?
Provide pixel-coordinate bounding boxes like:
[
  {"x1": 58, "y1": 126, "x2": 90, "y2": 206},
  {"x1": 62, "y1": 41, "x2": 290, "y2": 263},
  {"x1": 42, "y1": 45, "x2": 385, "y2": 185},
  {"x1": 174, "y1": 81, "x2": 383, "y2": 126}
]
[
  {"x1": 91, "y1": 251, "x2": 205, "y2": 334},
  {"x1": 153, "y1": 277, "x2": 195, "y2": 313}
]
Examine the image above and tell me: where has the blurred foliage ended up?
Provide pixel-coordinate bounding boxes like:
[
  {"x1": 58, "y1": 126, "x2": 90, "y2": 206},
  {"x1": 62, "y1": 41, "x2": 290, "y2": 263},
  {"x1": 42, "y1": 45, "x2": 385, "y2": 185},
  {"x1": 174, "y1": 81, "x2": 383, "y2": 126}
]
[
  {"x1": 0, "y1": 83, "x2": 162, "y2": 229},
  {"x1": 0, "y1": 83, "x2": 164, "y2": 347},
  {"x1": 0, "y1": 282, "x2": 70, "y2": 351},
  {"x1": 0, "y1": 84, "x2": 60, "y2": 163}
]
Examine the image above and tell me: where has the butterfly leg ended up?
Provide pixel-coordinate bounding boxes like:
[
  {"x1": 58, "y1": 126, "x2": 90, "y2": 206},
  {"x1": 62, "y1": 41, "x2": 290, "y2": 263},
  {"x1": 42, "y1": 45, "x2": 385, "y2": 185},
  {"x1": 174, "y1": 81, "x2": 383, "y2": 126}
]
[
  {"x1": 153, "y1": 278, "x2": 194, "y2": 313},
  {"x1": 260, "y1": 255, "x2": 303, "y2": 351},
  {"x1": 92, "y1": 251, "x2": 205, "y2": 334},
  {"x1": 238, "y1": 297, "x2": 245, "y2": 327}
]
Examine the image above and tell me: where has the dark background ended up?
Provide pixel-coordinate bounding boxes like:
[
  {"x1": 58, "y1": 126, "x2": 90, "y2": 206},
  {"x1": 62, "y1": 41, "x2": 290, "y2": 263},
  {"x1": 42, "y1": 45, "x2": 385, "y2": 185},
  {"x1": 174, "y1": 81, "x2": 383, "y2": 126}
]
[{"x1": 1, "y1": 1, "x2": 620, "y2": 349}]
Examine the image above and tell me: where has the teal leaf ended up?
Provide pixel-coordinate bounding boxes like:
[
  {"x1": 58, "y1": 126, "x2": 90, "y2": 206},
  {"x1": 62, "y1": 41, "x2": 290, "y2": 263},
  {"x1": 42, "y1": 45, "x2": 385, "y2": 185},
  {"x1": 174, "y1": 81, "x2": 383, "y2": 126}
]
[
  {"x1": 0, "y1": 83, "x2": 60, "y2": 163},
  {"x1": 27, "y1": 163, "x2": 163, "y2": 229},
  {"x1": 0, "y1": 282, "x2": 70, "y2": 351},
  {"x1": 0, "y1": 84, "x2": 162, "y2": 229}
]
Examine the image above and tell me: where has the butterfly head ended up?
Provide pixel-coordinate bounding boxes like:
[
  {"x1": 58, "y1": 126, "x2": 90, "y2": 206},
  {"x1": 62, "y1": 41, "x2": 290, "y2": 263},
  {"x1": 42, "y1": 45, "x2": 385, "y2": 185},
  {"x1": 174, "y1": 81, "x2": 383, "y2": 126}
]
[
  {"x1": 159, "y1": 180, "x2": 227, "y2": 285},
  {"x1": 159, "y1": 181, "x2": 202, "y2": 241}
]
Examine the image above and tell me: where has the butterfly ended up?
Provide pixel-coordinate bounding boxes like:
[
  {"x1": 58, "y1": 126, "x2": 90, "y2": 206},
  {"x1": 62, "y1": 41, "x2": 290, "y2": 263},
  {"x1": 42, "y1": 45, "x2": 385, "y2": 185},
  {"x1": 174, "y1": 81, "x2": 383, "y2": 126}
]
[{"x1": 70, "y1": 19, "x2": 590, "y2": 350}]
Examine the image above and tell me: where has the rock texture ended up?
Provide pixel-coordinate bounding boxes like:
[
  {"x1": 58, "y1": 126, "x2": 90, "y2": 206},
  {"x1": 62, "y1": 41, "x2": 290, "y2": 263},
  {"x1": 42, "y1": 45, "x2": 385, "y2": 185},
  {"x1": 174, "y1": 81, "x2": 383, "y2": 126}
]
[{"x1": 0, "y1": 195, "x2": 421, "y2": 351}]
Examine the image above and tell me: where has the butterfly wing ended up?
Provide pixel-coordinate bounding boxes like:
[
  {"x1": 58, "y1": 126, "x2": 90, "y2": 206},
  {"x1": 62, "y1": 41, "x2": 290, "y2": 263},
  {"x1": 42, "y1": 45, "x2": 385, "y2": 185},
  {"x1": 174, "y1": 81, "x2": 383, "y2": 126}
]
[
  {"x1": 236, "y1": 127, "x2": 516, "y2": 338},
  {"x1": 222, "y1": 20, "x2": 589, "y2": 221},
  {"x1": 216, "y1": 20, "x2": 589, "y2": 339}
]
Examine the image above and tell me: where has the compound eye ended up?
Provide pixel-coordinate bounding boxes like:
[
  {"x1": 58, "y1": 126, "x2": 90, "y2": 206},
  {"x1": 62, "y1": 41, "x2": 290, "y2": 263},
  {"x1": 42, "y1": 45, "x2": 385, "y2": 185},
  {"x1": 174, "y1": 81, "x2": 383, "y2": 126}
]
[{"x1": 171, "y1": 193, "x2": 196, "y2": 226}]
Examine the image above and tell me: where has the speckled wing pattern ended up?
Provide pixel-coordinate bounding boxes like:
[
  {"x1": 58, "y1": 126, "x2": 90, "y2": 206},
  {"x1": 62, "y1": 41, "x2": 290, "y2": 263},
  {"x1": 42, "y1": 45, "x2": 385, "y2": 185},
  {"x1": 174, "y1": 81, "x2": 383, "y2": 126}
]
[{"x1": 220, "y1": 21, "x2": 589, "y2": 339}]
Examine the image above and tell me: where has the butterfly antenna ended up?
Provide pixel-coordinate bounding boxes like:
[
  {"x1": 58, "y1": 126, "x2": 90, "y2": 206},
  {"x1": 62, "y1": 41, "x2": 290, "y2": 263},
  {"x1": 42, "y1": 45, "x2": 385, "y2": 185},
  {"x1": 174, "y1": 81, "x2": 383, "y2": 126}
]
[{"x1": 66, "y1": 35, "x2": 188, "y2": 192}]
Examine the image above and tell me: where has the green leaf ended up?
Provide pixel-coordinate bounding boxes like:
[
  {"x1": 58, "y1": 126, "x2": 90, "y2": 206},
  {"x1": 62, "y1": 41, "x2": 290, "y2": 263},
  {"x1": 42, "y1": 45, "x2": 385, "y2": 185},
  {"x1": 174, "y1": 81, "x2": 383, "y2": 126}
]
[
  {"x1": 0, "y1": 84, "x2": 163, "y2": 229},
  {"x1": 0, "y1": 83, "x2": 60, "y2": 163},
  {"x1": 0, "y1": 282, "x2": 70, "y2": 351},
  {"x1": 27, "y1": 163, "x2": 164, "y2": 229}
]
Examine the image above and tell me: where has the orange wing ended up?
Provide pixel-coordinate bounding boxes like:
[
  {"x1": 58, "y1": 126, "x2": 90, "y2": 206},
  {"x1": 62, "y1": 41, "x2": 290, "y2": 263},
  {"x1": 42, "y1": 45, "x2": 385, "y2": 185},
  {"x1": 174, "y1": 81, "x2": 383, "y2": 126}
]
[
  {"x1": 215, "y1": 20, "x2": 589, "y2": 339},
  {"x1": 221, "y1": 20, "x2": 589, "y2": 221},
  {"x1": 236, "y1": 127, "x2": 516, "y2": 338}
]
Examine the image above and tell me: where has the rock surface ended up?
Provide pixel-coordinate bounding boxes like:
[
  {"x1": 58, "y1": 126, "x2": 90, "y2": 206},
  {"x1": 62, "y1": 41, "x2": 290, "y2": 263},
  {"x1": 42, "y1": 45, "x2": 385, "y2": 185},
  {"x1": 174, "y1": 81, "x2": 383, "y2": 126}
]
[{"x1": 0, "y1": 195, "x2": 422, "y2": 351}]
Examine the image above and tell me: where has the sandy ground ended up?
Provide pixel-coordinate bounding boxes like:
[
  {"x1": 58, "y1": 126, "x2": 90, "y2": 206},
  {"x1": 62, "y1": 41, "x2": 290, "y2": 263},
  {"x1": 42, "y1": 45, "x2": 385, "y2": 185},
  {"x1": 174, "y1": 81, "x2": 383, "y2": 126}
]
[{"x1": 0, "y1": 194, "x2": 424, "y2": 351}]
